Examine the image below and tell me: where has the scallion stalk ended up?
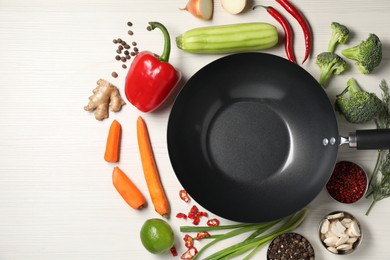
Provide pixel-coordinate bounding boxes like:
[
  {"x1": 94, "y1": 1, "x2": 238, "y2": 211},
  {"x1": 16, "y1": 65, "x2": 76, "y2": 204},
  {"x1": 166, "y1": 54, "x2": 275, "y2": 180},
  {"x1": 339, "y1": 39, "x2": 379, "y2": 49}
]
[{"x1": 180, "y1": 208, "x2": 308, "y2": 260}]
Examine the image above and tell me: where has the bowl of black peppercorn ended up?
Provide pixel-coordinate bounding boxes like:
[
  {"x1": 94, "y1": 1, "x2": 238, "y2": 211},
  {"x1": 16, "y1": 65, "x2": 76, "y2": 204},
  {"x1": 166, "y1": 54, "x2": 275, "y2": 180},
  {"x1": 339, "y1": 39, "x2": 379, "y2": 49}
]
[{"x1": 267, "y1": 232, "x2": 315, "y2": 260}]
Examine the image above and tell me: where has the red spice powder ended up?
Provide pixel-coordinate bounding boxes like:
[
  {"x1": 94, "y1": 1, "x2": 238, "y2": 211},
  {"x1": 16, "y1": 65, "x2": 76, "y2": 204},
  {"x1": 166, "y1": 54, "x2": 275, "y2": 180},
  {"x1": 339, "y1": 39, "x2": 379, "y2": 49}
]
[{"x1": 326, "y1": 161, "x2": 367, "y2": 203}]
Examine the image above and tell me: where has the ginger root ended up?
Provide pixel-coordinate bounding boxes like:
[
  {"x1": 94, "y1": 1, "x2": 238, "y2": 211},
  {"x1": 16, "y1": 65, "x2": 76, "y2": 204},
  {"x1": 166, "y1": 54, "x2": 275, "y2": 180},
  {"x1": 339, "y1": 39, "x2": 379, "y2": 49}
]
[{"x1": 84, "y1": 79, "x2": 126, "y2": 121}]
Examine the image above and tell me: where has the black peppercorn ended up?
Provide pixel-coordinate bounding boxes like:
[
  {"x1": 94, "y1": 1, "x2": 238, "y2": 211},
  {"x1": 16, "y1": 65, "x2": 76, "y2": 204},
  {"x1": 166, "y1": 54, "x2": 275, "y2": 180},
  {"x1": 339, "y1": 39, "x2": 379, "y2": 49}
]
[{"x1": 267, "y1": 233, "x2": 314, "y2": 260}]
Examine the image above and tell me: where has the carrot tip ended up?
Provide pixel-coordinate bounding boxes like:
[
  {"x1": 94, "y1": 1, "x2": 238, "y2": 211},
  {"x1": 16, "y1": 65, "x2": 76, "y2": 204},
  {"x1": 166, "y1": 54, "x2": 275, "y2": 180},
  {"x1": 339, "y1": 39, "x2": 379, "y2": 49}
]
[{"x1": 160, "y1": 213, "x2": 169, "y2": 219}]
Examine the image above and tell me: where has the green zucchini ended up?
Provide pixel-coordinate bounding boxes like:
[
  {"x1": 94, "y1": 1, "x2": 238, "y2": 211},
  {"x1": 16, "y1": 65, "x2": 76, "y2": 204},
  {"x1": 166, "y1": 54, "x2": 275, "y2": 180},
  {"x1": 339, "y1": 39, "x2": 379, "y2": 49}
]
[{"x1": 176, "y1": 22, "x2": 278, "y2": 54}]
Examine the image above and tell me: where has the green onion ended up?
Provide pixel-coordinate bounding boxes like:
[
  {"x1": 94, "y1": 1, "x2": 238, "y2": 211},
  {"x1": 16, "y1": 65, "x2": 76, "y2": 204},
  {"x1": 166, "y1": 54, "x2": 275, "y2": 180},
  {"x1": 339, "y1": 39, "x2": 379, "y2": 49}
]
[{"x1": 180, "y1": 208, "x2": 308, "y2": 260}]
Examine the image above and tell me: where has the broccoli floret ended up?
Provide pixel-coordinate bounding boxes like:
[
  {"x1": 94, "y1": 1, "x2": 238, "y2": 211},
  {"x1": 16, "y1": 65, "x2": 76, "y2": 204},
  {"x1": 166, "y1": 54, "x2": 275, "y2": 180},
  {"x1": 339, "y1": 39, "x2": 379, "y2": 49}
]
[
  {"x1": 341, "y1": 33, "x2": 382, "y2": 74},
  {"x1": 316, "y1": 52, "x2": 347, "y2": 86},
  {"x1": 335, "y1": 78, "x2": 385, "y2": 123},
  {"x1": 328, "y1": 22, "x2": 350, "y2": 53}
]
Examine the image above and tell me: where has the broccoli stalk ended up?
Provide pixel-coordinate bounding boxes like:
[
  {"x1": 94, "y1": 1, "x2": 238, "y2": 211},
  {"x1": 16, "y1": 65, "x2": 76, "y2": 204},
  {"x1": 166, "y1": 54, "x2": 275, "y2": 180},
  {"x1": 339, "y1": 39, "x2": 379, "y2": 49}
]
[
  {"x1": 315, "y1": 52, "x2": 347, "y2": 87},
  {"x1": 335, "y1": 78, "x2": 384, "y2": 123},
  {"x1": 328, "y1": 22, "x2": 350, "y2": 53},
  {"x1": 341, "y1": 33, "x2": 382, "y2": 74}
]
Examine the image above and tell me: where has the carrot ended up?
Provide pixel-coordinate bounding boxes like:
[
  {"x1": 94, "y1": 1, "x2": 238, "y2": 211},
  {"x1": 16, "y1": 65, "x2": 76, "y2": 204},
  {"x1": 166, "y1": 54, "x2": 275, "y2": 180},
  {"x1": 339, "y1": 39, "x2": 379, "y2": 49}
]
[
  {"x1": 104, "y1": 119, "x2": 121, "y2": 162},
  {"x1": 112, "y1": 166, "x2": 146, "y2": 209},
  {"x1": 137, "y1": 116, "x2": 170, "y2": 217}
]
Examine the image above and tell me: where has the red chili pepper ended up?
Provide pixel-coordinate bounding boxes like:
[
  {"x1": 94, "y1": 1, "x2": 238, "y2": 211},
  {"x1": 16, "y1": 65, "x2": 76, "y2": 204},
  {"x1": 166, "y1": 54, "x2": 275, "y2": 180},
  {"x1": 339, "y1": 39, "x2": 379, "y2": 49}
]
[
  {"x1": 254, "y1": 5, "x2": 296, "y2": 63},
  {"x1": 179, "y1": 189, "x2": 190, "y2": 203},
  {"x1": 170, "y1": 246, "x2": 178, "y2": 257},
  {"x1": 196, "y1": 211, "x2": 208, "y2": 217},
  {"x1": 125, "y1": 21, "x2": 181, "y2": 112},
  {"x1": 206, "y1": 218, "x2": 220, "y2": 226},
  {"x1": 192, "y1": 216, "x2": 201, "y2": 225},
  {"x1": 196, "y1": 231, "x2": 211, "y2": 240},
  {"x1": 187, "y1": 205, "x2": 199, "y2": 219},
  {"x1": 181, "y1": 246, "x2": 198, "y2": 260},
  {"x1": 275, "y1": 0, "x2": 312, "y2": 64},
  {"x1": 176, "y1": 212, "x2": 187, "y2": 219},
  {"x1": 183, "y1": 234, "x2": 194, "y2": 248}
]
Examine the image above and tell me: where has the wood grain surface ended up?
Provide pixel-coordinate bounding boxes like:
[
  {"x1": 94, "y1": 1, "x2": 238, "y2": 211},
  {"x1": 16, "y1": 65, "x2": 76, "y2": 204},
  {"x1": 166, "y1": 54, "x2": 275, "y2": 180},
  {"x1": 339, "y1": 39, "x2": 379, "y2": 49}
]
[{"x1": 1, "y1": 0, "x2": 390, "y2": 259}]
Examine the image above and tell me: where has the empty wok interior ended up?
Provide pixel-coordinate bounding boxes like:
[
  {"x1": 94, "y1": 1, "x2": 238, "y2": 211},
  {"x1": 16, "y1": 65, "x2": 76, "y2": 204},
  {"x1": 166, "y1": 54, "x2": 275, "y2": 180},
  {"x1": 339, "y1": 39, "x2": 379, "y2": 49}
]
[{"x1": 167, "y1": 53, "x2": 339, "y2": 222}]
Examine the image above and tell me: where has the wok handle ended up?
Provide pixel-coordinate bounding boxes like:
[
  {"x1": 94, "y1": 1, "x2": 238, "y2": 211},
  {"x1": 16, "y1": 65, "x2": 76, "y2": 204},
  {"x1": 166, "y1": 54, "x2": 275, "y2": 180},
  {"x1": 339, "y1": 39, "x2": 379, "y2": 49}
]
[{"x1": 349, "y1": 129, "x2": 390, "y2": 150}]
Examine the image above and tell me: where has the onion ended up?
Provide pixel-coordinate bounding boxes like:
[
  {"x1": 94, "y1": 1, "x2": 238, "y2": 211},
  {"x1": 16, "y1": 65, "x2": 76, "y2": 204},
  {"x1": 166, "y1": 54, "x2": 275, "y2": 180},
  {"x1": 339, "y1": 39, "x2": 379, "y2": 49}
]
[
  {"x1": 181, "y1": 0, "x2": 213, "y2": 20},
  {"x1": 221, "y1": 0, "x2": 247, "y2": 14}
]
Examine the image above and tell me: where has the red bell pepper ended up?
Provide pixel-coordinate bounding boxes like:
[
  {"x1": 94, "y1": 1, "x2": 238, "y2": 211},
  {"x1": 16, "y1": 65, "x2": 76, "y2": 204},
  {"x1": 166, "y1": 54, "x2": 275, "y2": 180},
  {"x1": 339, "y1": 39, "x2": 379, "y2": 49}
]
[{"x1": 125, "y1": 21, "x2": 181, "y2": 112}]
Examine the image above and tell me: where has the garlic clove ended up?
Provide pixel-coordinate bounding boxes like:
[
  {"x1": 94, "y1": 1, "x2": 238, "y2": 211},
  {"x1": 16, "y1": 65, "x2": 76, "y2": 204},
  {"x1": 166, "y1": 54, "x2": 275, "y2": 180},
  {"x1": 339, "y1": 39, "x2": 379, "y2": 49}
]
[
  {"x1": 324, "y1": 236, "x2": 338, "y2": 247},
  {"x1": 327, "y1": 246, "x2": 339, "y2": 254},
  {"x1": 347, "y1": 237, "x2": 358, "y2": 244},
  {"x1": 335, "y1": 234, "x2": 349, "y2": 247},
  {"x1": 349, "y1": 221, "x2": 361, "y2": 237},
  {"x1": 337, "y1": 243, "x2": 353, "y2": 251},
  {"x1": 331, "y1": 220, "x2": 346, "y2": 237},
  {"x1": 327, "y1": 212, "x2": 344, "y2": 220},
  {"x1": 321, "y1": 219, "x2": 330, "y2": 234},
  {"x1": 341, "y1": 218, "x2": 352, "y2": 228}
]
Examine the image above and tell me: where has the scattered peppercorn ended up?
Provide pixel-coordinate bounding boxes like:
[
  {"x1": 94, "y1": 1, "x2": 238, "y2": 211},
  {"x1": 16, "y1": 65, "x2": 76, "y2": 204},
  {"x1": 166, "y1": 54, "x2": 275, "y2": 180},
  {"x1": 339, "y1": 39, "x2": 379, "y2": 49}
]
[
  {"x1": 267, "y1": 232, "x2": 315, "y2": 260},
  {"x1": 111, "y1": 22, "x2": 141, "y2": 77},
  {"x1": 147, "y1": 26, "x2": 152, "y2": 31},
  {"x1": 326, "y1": 161, "x2": 367, "y2": 203}
]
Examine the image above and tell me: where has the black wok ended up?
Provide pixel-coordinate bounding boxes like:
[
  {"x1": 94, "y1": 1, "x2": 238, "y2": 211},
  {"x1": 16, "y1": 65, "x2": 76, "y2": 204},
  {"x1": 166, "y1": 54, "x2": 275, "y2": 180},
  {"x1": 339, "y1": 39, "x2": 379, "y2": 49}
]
[{"x1": 167, "y1": 53, "x2": 390, "y2": 223}]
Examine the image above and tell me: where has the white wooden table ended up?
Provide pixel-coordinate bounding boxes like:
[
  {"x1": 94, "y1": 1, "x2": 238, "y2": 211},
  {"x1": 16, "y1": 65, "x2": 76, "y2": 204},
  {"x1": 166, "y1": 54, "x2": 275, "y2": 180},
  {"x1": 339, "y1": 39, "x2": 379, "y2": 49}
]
[{"x1": 1, "y1": 0, "x2": 390, "y2": 259}]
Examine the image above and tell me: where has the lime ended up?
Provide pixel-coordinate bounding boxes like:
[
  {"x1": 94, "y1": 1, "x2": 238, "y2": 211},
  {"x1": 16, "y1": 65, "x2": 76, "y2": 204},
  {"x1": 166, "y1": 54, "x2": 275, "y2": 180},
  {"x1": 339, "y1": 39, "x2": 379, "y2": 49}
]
[{"x1": 140, "y1": 218, "x2": 174, "y2": 254}]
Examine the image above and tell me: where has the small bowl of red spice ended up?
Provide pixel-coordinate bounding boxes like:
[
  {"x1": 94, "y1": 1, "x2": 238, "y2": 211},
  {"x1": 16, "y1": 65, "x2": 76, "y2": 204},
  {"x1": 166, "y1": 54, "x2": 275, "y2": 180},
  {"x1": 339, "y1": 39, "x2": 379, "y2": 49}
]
[{"x1": 326, "y1": 161, "x2": 368, "y2": 204}]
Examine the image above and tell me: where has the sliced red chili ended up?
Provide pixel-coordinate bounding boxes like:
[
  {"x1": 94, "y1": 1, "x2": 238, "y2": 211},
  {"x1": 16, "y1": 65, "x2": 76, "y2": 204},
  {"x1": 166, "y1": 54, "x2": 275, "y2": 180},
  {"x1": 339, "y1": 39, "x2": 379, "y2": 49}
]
[
  {"x1": 170, "y1": 246, "x2": 178, "y2": 257},
  {"x1": 196, "y1": 211, "x2": 208, "y2": 217},
  {"x1": 254, "y1": 5, "x2": 296, "y2": 63},
  {"x1": 181, "y1": 246, "x2": 198, "y2": 260},
  {"x1": 179, "y1": 189, "x2": 190, "y2": 203},
  {"x1": 206, "y1": 218, "x2": 220, "y2": 226},
  {"x1": 275, "y1": 0, "x2": 312, "y2": 64},
  {"x1": 196, "y1": 231, "x2": 211, "y2": 240},
  {"x1": 183, "y1": 234, "x2": 194, "y2": 248},
  {"x1": 192, "y1": 216, "x2": 201, "y2": 225},
  {"x1": 188, "y1": 205, "x2": 199, "y2": 219},
  {"x1": 176, "y1": 212, "x2": 187, "y2": 219}
]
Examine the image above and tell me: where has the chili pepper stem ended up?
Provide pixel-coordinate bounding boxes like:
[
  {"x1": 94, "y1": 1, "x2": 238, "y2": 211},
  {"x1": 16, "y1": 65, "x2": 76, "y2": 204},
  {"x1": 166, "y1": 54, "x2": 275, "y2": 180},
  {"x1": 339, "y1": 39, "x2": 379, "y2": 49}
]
[
  {"x1": 253, "y1": 4, "x2": 297, "y2": 63},
  {"x1": 252, "y1": 4, "x2": 268, "y2": 10},
  {"x1": 148, "y1": 21, "x2": 171, "y2": 62}
]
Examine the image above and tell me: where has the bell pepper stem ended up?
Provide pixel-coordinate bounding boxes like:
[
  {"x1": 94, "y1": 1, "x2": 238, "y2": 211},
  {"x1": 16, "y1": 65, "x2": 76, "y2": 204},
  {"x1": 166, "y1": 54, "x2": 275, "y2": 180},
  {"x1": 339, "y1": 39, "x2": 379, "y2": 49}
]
[{"x1": 148, "y1": 21, "x2": 171, "y2": 62}]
